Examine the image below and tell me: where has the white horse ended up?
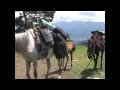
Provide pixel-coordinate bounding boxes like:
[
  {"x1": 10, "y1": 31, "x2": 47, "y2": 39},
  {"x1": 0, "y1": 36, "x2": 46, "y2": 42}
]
[{"x1": 15, "y1": 29, "x2": 55, "y2": 79}]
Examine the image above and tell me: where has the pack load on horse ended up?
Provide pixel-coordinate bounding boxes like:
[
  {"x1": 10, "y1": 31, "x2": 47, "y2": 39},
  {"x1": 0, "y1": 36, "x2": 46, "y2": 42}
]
[
  {"x1": 32, "y1": 18, "x2": 55, "y2": 44},
  {"x1": 52, "y1": 27, "x2": 68, "y2": 59},
  {"x1": 39, "y1": 19, "x2": 55, "y2": 30},
  {"x1": 32, "y1": 19, "x2": 55, "y2": 57},
  {"x1": 32, "y1": 19, "x2": 68, "y2": 60}
]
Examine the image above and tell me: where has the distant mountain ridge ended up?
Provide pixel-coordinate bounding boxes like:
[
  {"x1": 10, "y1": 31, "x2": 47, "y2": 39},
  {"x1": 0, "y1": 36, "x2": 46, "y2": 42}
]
[{"x1": 52, "y1": 21, "x2": 105, "y2": 43}]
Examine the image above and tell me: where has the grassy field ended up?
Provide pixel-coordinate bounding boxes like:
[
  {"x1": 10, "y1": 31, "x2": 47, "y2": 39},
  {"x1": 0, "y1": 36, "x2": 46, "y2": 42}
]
[{"x1": 15, "y1": 45, "x2": 105, "y2": 79}]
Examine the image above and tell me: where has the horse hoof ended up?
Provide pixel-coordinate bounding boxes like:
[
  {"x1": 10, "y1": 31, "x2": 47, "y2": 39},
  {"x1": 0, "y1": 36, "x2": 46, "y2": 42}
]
[{"x1": 58, "y1": 75, "x2": 62, "y2": 79}]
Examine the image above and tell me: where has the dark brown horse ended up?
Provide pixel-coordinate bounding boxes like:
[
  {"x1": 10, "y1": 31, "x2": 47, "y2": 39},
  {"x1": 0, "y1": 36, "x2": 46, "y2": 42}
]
[{"x1": 87, "y1": 31, "x2": 105, "y2": 70}]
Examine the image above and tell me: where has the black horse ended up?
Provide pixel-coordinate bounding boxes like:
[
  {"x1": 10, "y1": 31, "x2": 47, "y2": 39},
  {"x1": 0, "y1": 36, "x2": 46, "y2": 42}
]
[{"x1": 87, "y1": 31, "x2": 105, "y2": 70}]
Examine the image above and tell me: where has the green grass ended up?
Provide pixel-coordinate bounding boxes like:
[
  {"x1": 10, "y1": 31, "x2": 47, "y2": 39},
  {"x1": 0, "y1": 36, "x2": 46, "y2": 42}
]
[{"x1": 61, "y1": 45, "x2": 105, "y2": 79}]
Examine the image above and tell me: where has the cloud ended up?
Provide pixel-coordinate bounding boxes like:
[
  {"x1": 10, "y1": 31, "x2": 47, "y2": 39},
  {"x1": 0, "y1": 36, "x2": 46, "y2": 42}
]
[
  {"x1": 52, "y1": 11, "x2": 105, "y2": 23},
  {"x1": 79, "y1": 11, "x2": 96, "y2": 16}
]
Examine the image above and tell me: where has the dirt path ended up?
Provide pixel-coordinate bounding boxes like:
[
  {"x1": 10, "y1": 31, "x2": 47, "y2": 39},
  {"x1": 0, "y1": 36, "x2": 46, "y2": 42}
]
[{"x1": 15, "y1": 54, "x2": 61, "y2": 79}]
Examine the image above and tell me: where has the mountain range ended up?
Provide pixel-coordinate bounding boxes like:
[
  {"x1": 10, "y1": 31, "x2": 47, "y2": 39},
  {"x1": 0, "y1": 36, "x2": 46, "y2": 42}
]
[{"x1": 52, "y1": 21, "x2": 105, "y2": 43}]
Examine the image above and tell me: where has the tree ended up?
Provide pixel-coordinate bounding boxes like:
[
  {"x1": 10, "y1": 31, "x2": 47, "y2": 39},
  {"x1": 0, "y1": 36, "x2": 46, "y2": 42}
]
[
  {"x1": 21, "y1": 11, "x2": 55, "y2": 22},
  {"x1": 41, "y1": 11, "x2": 55, "y2": 22},
  {"x1": 15, "y1": 11, "x2": 56, "y2": 29}
]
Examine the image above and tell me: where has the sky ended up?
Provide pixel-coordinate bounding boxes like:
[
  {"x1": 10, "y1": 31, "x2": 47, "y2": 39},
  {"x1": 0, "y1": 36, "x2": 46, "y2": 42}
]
[
  {"x1": 52, "y1": 11, "x2": 105, "y2": 23},
  {"x1": 15, "y1": 11, "x2": 105, "y2": 23}
]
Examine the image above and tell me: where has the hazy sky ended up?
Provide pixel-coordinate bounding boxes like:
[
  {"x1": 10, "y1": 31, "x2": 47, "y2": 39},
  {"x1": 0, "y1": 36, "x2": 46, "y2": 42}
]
[
  {"x1": 52, "y1": 11, "x2": 105, "y2": 23},
  {"x1": 15, "y1": 11, "x2": 105, "y2": 23}
]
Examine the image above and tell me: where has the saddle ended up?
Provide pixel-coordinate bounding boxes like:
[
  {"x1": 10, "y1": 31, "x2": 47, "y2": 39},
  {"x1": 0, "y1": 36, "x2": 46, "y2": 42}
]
[
  {"x1": 90, "y1": 31, "x2": 105, "y2": 48},
  {"x1": 33, "y1": 28, "x2": 54, "y2": 57}
]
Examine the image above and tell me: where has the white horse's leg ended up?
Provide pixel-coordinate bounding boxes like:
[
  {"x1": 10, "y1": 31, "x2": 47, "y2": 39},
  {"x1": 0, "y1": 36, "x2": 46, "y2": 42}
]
[
  {"x1": 33, "y1": 60, "x2": 38, "y2": 79},
  {"x1": 26, "y1": 61, "x2": 31, "y2": 79},
  {"x1": 45, "y1": 58, "x2": 51, "y2": 79}
]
